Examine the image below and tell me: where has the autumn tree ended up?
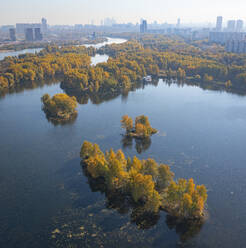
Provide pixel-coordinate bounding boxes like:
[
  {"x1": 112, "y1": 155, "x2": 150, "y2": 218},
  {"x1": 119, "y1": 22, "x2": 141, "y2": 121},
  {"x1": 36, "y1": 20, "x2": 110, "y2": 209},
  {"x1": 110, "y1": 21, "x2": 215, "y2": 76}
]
[
  {"x1": 80, "y1": 141, "x2": 208, "y2": 218},
  {"x1": 41, "y1": 93, "x2": 77, "y2": 120},
  {"x1": 121, "y1": 115, "x2": 133, "y2": 133}
]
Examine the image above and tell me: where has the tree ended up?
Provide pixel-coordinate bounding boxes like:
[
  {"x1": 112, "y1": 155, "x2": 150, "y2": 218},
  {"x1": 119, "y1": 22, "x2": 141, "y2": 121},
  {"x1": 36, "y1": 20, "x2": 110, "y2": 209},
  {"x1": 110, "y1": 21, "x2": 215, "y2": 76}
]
[
  {"x1": 121, "y1": 115, "x2": 133, "y2": 133},
  {"x1": 157, "y1": 164, "x2": 174, "y2": 191},
  {"x1": 80, "y1": 141, "x2": 95, "y2": 159}
]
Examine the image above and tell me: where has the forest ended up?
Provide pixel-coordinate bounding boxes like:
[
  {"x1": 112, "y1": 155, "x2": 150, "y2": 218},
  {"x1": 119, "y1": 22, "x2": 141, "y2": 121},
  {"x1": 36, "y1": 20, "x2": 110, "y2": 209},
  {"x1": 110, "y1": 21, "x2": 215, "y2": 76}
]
[
  {"x1": 80, "y1": 141, "x2": 208, "y2": 220},
  {"x1": 2, "y1": 34, "x2": 246, "y2": 95}
]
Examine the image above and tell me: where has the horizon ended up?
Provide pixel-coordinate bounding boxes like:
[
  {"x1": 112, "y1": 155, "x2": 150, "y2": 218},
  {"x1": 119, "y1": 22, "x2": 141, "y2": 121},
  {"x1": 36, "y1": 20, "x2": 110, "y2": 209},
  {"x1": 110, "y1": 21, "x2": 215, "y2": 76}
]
[{"x1": 1, "y1": 0, "x2": 246, "y2": 26}]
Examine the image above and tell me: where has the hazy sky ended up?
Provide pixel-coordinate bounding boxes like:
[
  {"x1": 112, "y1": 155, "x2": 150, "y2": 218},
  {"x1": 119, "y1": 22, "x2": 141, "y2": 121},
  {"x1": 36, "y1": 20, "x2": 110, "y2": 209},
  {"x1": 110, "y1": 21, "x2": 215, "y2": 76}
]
[{"x1": 1, "y1": 0, "x2": 246, "y2": 26}]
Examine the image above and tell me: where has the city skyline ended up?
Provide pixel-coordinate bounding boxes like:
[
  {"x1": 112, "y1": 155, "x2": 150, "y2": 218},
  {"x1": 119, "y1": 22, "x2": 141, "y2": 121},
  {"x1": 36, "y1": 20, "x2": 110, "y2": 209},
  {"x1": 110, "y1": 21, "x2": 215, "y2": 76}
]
[{"x1": 1, "y1": 0, "x2": 246, "y2": 26}]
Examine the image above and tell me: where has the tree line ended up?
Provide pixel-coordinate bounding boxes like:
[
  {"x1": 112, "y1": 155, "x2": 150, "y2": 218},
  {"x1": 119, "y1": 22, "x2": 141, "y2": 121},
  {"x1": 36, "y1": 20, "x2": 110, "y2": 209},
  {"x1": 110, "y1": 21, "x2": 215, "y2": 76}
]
[{"x1": 2, "y1": 35, "x2": 246, "y2": 94}]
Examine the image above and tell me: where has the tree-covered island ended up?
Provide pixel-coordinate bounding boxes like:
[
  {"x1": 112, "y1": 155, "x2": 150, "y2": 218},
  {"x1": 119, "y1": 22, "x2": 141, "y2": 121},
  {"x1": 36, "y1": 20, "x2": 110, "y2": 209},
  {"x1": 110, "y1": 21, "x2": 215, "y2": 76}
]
[
  {"x1": 41, "y1": 93, "x2": 78, "y2": 121},
  {"x1": 80, "y1": 141, "x2": 208, "y2": 220},
  {"x1": 121, "y1": 115, "x2": 157, "y2": 138}
]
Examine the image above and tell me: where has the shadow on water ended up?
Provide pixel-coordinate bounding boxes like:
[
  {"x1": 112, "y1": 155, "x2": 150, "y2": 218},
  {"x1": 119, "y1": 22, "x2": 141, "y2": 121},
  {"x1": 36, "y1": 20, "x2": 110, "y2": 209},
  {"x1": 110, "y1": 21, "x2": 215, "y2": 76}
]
[
  {"x1": 0, "y1": 79, "x2": 61, "y2": 99},
  {"x1": 121, "y1": 135, "x2": 152, "y2": 154}
]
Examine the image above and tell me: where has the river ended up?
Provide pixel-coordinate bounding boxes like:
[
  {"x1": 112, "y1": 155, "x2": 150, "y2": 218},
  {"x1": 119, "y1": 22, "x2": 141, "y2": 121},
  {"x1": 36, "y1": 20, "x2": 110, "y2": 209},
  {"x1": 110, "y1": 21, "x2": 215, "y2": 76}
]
[
  {"x1": 0, "y1": 39, "x2": 246, "y2": 248},
  {"x1": 0, "y1": 48, "x2": 43, "y2": 61},
  {"x1": 0, "y1": 37, "x2": 126, "y2": 62}
]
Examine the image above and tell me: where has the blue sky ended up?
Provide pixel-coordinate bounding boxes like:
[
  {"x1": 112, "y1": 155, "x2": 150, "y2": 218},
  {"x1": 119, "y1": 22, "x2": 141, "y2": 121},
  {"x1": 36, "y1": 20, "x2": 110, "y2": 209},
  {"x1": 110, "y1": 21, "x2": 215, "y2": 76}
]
[{"x1": 1, "y1": 0, "x2": 246, "y2": 25}]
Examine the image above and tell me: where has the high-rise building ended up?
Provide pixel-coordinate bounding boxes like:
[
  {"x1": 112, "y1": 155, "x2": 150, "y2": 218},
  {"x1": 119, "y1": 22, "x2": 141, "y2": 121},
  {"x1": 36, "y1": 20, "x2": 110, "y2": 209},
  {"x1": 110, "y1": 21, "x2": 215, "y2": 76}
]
[
  {"x1": 140, "y1": 20, "x2": 147, "y2": 33},
  {"x1": 236, "y1": 20, "x2": 244, "y2": 32},
  {"x1": 216, "y1": 16, "x2": 223, "y2": 31},
  {"x1": 34, "y1": 28, "x2": 43, "y2": 41},
  {"x1": 226, "y1": 39, "x2": 246, "y2": 53},
  {"x1": 209, "y1": 31, "x2": 246, "y2": 44},
  {"x1": 16, "y1": 23, "x2": 41, "y2": 34},
  {"x1": 177, "y1": 18, "x2": 181, "y2": 29},
  {"x1": 41, "y1": 18, "x2": 48, "y2": 33},
  {"x1": 9, "y1": 28, "x2": 16, "y2": 41},
  {"x1": 25, "y1": 28, "x2": 34, "y2": 41},
  {"x1": 227, "y1": 20, "x2": 236, "y2": 32}
]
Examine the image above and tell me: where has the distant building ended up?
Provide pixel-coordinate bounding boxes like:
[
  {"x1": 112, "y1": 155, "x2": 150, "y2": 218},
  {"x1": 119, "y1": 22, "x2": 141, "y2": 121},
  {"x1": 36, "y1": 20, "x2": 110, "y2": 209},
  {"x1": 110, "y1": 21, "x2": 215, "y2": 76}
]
[
  {"x1": 140, "y1": 20, "x2": 147, "y2": 33},
  {"x1": 216, "y1": 16, "x2": 223, "y2": 31},
  {"x1": 209, "y1": 31, "x2": 246, "y2": 44},
  {"x1": 25, "y1": 28, "x2": 34, "y2": 41},
  {"x1": 9, "y1": 28, "x2": 16, "y2": 41},
  {"x1": 236, "y1": 20, "x2": 244, "y2": 32},
  {"x1": 41, "y1": 18, "x2": 48, "y2": 33},
  {"x1": 103, "y1": 18, "x2": 116, "y2": 26},
  {"x1": 75, "y1": 24, "x2": 83, "y2": 30},
  {"x1": 34, "y1": 28, "x2": 43, "y2": 41},
  {"x1": 227, "y1": 20, "x2": 236, "y2": 32},
  {"x1": 226, "y1": 39, "x2": 246, "y2": 53},
  {"x1": 16, "y1": 23, "x2": 41, "y2": 34},
  {"x1": 1, "y1": 25, "x2": 14, "y2": 32},
  {"x1": 177, "y1": 18, "x2": 181, "y2": 29}
]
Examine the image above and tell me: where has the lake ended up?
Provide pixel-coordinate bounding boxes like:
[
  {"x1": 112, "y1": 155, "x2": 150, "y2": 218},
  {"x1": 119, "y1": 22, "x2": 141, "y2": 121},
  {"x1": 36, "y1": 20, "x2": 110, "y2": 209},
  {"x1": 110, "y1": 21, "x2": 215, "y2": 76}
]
[{"x1": 1, "y1": 40, "x2": 246, "y2": 247}]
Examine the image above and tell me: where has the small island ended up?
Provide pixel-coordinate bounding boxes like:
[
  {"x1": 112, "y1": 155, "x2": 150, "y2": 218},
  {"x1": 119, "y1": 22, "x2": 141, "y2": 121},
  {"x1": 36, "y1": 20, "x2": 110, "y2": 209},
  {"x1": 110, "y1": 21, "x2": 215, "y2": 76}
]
[
  {"x1": 80, "y1": 141, "x2": 208, "y2": 220},
  {"x1": 41, "y1": 93, "x2": 78, "y2": 121},
  {"x1": 121, "y1": 115, "x2": 157, "y2": 138}
]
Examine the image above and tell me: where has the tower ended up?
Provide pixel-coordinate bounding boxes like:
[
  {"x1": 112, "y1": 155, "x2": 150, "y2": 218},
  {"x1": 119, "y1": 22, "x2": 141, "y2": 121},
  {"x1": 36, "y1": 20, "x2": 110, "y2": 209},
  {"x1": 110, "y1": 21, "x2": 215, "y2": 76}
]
[
  {"x1": 34, "y1": 28, "x2": 43, "y2": 41},
  {"x1": 9, "y1": 28, "x2": 16, "y2": 41},
  {"x1": 216, "y1": 16, "x2": 223, "y2": 31},
  {"x1": 227, "y1": 20, "x2": 236, "y2": 32},
  {"x1": 140, "y1": 20, "x2": 147, "y2": 33},
  {"x1": 41, "y1": 18, "x2": 48, "y2": 33},
  {"x1": 236, "y1": 20, "x2": 244, "y2": 32}
]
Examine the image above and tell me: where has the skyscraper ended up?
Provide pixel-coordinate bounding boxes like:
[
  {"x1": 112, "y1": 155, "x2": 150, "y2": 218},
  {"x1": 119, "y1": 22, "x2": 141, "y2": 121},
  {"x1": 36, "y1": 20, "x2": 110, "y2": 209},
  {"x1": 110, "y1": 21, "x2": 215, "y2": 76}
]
[
  {"x1": 41, "y1": 18, "x2": 48, "y2": 33},
  {"x1": 227, "y1": 20, "x2": 236, "y2": 32},
  {"x1": 216, "y1": 16, "x2": 223, "y2": 31},
  {"x1": 140, "y1": 20, "x2": 147, "y2": 33},
  {"x1": 34, "y1": 28, "x2": 43, "y2": 41},
  {"x1": 177, "y1": 18, "x2": 181, "y2": 29},
  {"x1": 9, "y1": 28, "x2": 16, "y2": 41},
  {"x1": 25, "y1": 28, "x2": 34, "y2": 41},
  {"x1": 236, "y1": 20, "x2": 244, "y2": 32}
]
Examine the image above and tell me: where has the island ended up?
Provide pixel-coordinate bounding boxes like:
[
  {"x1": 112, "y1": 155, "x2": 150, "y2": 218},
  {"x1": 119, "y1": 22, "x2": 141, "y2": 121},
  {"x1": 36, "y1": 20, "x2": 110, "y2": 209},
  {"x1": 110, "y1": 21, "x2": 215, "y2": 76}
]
[
  {"x1": 80, "y1": 141, "x2": 208, "y2": 220},
  {"x1": 121, "y1": 115, "x2": 157, "y2": 138},
  {"x1": 41, "y1": 93, "x2": 78, "y2": 121}
]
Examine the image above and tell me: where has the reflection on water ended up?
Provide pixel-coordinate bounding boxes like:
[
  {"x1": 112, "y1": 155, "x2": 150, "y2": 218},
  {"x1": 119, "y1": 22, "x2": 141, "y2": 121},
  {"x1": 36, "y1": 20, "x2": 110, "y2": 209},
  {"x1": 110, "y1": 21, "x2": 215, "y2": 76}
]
[
  {"x1": 63, "y1": 80, "x2": 159, "y2": 106},
  {"x1": 43, "y1": 111, "x2": 78, "y2": 126},
  {"x1": 121, "y1": 135, "x2": 152, "y2": 154},
  {"x1": 2, "y1": 75, "x2": 246, "y2": 247},
  {"x1": 47, "y1": 160, "x2": 204, "y2": 247},
  {"x1": 0, "y1": 79, "x2": 61, "y2": 99},
  {"x1": 166, "y1": 215, "x2": 204, "y2": 243}
]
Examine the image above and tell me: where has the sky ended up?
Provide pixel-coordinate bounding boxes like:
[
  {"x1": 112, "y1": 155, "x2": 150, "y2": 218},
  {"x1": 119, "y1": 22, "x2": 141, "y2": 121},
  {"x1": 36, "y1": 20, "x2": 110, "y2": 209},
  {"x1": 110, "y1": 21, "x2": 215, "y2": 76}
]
[{"x1": 1, "y1": 0, "x2": 246, "y2": 26}]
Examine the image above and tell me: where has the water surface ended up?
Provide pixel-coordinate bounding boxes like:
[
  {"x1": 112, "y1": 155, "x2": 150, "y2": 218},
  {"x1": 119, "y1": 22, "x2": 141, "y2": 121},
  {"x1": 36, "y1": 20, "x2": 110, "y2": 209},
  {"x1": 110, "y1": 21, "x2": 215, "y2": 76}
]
[
  {"x1": 0, "y1": 48, "x2": 43, "y2": 61},
  {"x1": 1, "y1": 79, "x2": 246, "y2": 247}
]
